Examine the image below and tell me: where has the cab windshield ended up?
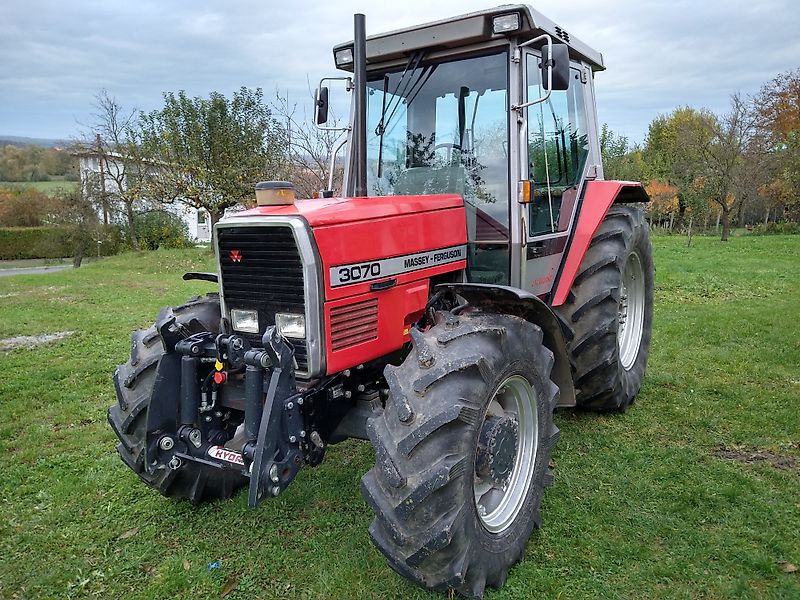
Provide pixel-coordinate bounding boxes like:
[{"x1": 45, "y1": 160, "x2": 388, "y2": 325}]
[{"x1": 366, "y1": 50, "x2": 510, "y2": 258}]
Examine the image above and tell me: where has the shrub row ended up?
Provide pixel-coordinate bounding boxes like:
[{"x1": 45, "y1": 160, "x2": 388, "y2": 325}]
[
  {"x1": 0, "y1": 227, "x2": 66, "y2": 259},
  {"x1": 750, "y1": 221, "x2": 800, "y2": 235},
  {"x1": 0, "y1": 226, "x2": 123, "y2": 260}
]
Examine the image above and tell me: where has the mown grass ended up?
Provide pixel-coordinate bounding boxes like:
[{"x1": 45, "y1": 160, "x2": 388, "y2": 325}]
[{"x1": 0, "y1": 235, "x2": 798, "y2": 599}]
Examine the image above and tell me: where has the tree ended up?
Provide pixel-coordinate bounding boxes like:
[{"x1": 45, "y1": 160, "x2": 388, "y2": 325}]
[
  {"x1": 754, "y1": 68, "x2": 800, "y2": 220},
  {"x1": 644, "y1": 180, "x2": 680, "y2": 228},
  {"x1": 46, "y1": 187, "x2": 102, "y2": 268},
  {"x1": 757, "y1": 178, "x2": 793, "y2": 224},
  {"x1": 643, "y1": 107, "x2": 715, "y2": 232},
  {"x1": 683, "y1": 95, "x2": 762, "y2": 241},
  {"x1": 756, "y1": 68, "x2": 800, "y2": 138},
  {"x1": 599, "y1": 124, "x2": 647, "y2": 182},
  {"x1": 138, "y1": 87, "x2": 287, "y2": 248},
  {"x1": 271, "y1": 91, "x2": 346, "y2": 198},
  {"x1": 0, "y1": 144, "x2": 76, "y2": 182},
  {"x1": 77, "y1": 90, "x2": 151, "y2": 250}
]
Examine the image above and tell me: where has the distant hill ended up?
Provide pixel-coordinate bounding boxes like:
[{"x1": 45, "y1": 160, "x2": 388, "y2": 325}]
[{"x1": 0, "y1": 135, "x2": 70, "y2": 148}]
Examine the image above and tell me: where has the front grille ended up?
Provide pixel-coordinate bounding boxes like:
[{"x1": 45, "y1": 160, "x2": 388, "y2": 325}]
[
  {"x1": 218, "y1": 225, "x2": 308, "y2": 372},
  {"x1": 330, "y1": 299, "x2": 378, "y2": 351}
]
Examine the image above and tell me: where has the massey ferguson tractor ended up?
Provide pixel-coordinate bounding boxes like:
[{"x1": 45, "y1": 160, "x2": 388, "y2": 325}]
[{"x1": 108, "y1": 6, "x2": 653, "y2": 597}]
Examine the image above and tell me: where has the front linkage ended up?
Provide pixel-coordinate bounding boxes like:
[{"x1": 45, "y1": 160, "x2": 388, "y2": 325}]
[{"x1": 143, "y1": 311, "x2": 333, "y2": 507}]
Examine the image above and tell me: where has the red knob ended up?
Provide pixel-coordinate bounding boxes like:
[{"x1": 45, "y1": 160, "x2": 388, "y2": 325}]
[{"x1": 213, "y1": 371, "x2": 227, "y2": 385}]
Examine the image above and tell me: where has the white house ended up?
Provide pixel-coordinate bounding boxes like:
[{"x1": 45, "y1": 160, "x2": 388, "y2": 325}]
[{"x1": 75, "y1": 150, "x2": 211, "y2": 242}]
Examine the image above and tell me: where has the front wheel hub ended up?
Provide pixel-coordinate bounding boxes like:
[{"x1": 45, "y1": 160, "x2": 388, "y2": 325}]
[{"x1": 475, "y1": 416, "x2": 518, "y2": 487}]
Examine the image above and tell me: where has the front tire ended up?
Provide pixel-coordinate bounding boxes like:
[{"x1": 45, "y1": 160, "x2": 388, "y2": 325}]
[
  {"x1": 362, "y1": 311, "x2": 560, "y2": 598},
  {"x1": 107, "y1": 294, "x2": 247, "y2": 503}
]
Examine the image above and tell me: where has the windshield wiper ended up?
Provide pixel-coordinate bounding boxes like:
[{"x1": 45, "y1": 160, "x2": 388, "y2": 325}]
[
  {"x1": 376, "y1": 50, "x2": 428, "y2": 177},
  {"x1": 376, "y1": 75, "x2": 389, "y2": 178}
]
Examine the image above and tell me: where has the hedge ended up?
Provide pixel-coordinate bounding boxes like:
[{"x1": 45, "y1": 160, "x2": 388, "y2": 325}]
[
  {"x1": 0, "y1": 227, "x2": 68, "y2": 260},
  {"x1": 750, "y1": 221, "x2": 800, "y2": 235},
  {"x1": 0, "y1": 226, "x2": 123, "y2": 260}
]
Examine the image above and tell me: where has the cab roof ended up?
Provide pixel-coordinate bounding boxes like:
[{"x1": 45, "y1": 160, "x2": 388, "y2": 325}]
[{"x1": 333, "y1": 4, "x2": 605, "y2": 72}]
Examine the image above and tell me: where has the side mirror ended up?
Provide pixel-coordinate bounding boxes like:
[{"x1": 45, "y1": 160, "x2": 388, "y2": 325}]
[
  {"x1": 315, "y1": 86, "x2": 329, "y2": 125},
  {"x1": 541, "y1": 43, "x2": 570, "y2": 91}
]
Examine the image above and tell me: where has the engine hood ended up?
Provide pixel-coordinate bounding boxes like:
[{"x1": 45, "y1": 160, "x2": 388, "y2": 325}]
[
  {"x1": 229, "y1": 194, "x2": 464, "y2": 227},
  {"x1": 216, "y1": 192, "x2": 469, "y2": 377}
]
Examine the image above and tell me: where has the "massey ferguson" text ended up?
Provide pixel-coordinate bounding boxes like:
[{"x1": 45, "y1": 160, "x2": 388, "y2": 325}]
[{"x1": 330, "y1": 245, "x2": 466, "y2": 288}]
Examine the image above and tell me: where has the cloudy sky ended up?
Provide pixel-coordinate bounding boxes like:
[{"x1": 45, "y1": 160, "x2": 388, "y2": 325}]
[{"x1": 1, "y1": 0, "x2": 798, "y2": 144}]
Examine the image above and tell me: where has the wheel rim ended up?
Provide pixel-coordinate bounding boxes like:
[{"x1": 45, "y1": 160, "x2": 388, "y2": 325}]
[
  {"x1": 618, "y1": 251, "x2": 645, "y2": 371},
  {"x1": 473, "y1": 375, "x2": 538, "y2": 534}
]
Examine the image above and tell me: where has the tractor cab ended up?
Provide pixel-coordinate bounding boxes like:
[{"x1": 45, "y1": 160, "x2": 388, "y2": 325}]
[{"x1": 323, "y1": 5, "x2": 606, "y2": 295}]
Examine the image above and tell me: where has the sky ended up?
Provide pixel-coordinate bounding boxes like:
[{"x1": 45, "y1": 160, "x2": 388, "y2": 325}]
[{"x1": 1, "y1": 0, "x2": 798, "y2": 144}]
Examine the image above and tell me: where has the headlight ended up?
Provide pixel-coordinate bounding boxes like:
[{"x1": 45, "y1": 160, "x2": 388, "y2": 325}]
[
  {"x1": 275, "y1": 313, "x2": 306, "y2": 339},
  {"x1": 230, "y1": 309, "x2": 259, "y2": 333}
]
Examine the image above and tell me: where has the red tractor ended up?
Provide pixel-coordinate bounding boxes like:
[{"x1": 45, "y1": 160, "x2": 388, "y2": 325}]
[{"x1": 109, "y1": 6, "x2": 653, "y2": 597}]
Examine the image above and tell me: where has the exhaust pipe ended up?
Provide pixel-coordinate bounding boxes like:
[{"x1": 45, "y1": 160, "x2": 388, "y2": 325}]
[{"x1": 352, "y1": 13, "x2": 368, "y2": 197}]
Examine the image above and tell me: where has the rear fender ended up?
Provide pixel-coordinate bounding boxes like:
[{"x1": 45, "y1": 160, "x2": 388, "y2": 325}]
[
  {"x1": 551, "y1": 180, "x2": 649, "y2": 307},
  {"x1": 437, "y1": 283, "x2": 576, "y2": 408}
]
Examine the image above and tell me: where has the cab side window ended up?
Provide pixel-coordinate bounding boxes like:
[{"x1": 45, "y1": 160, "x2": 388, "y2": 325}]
[{"x1": 526, "y1": 57, "x2": 589, "y2": 236}]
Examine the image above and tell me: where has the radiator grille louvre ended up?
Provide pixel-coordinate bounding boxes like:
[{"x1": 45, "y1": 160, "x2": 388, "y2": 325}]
[
  {"x1": 218, "y1": 225, "x2": 308, "y2": 371},
  {"x1": 330, "y1": 299, "x2": 379, "y2": 351}
]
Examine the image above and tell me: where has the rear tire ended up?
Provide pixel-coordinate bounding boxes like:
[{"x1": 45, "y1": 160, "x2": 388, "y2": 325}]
[
  {"x1": 554, "y1": 204, "x2": 654, "y2": 411},
  {"x1": 362, "y1": 311, "x2": 560, "y2": 598},
  {"x1": 107, "y1": 294, "x2": 247, "y2": 503}
]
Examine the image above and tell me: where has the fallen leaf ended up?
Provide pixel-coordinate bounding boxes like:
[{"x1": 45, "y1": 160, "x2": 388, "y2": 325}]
[
  {"x1": 778, "y1": 561, "x2": 797, "y2": 573},
  {"x1": 183, "y1": 559, "x2": 190, "y2": 571},
  {"x1": 221, "y1": 576, "x2": 238, "y2": 597},
  {"x1": 118, "y1": 528, "x2": 139, "y2": 540}
]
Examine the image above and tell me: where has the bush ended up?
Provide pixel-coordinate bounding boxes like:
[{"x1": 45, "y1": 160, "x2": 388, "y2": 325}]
[
  {"x1": 0, "y1": 227, "x2": 68, "y2": 259},
  {"x1": 0, "y1": 187, "x2": 58, "y2": 227},
  {"x1": 0, "y1": 225, "x2": 124, "y2": 260},
  {"x1": 98, "y1": 224, "x2": 125, "y2": 255},
  {"x1": 750, "y1": 221, "x2": 800, "y2": 235},
  {"x1": 129, "y1": 210, "x2": 192, "y2": 250}
]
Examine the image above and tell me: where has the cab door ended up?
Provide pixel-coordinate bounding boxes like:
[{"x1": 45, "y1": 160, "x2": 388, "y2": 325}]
[{"x1": 521, "y1": 49, "x2": 592, "y2": 296}]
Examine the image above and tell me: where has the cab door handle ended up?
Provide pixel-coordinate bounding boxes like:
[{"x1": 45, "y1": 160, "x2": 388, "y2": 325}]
[{"x1": 521, "y1": 214, "x2": 528, "y2": 249}]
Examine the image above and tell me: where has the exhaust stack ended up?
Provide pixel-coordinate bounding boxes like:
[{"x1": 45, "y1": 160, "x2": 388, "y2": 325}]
[{"x1": 351, "y1": 13, "x2": 368, "y2": 197}]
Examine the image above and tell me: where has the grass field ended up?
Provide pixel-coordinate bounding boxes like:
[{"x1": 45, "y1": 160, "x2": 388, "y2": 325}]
[
  {"x1": 0, "y1": 179, "x2": 79, "y2": 195},
  {"x1": 0, "y1": 235, "x2": 798, "y2": 599}
]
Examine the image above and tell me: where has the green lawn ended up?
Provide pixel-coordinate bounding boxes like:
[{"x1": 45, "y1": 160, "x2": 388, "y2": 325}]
[
  {"x1": 0, "y1": 236, "x2": 798, "y2": 599},
  {"x1": 0, "y1": 180, "x2": 79, "y2": 195}
]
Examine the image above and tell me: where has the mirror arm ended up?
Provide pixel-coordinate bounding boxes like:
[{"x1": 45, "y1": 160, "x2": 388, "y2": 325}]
[
  {"x1": 511, "y1": 34, "x2": 553, "y2": 112},
  {"x1": 327, "y1": 135, "x2": 349, "y2": 192}
]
